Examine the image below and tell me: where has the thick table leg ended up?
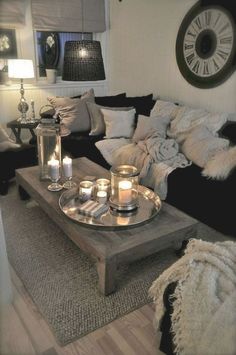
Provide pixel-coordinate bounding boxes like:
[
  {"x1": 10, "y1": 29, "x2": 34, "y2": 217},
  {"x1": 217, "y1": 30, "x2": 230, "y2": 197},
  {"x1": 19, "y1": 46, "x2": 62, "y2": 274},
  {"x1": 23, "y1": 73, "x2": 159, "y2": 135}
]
[{"x1": 96, "y1": 257, "x2": 117, "y2": 296}]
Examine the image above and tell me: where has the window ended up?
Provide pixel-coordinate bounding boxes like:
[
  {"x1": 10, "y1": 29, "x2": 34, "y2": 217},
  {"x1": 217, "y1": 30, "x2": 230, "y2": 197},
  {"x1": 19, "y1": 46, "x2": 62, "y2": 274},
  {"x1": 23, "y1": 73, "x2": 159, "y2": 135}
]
[{"x1": 36, "y1": 31, "x2": 92, "y2": 77}]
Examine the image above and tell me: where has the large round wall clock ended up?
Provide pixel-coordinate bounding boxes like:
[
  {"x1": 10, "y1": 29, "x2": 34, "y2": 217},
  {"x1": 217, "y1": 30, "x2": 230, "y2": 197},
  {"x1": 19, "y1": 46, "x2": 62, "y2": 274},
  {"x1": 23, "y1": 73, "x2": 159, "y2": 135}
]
[{"x1": 176, "y1": 2, "x2": 236, "y2": 88}]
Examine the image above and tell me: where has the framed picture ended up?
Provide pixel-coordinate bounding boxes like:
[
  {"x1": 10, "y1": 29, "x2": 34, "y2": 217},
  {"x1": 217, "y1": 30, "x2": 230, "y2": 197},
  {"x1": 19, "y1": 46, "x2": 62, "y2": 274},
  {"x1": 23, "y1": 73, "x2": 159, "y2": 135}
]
[{"x1": 0, "y1": 29, "x2": 17, "y2": 59}]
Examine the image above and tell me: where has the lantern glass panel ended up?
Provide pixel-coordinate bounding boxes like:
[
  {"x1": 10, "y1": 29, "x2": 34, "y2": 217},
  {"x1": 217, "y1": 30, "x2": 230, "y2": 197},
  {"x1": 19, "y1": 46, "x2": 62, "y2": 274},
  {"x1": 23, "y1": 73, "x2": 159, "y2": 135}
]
[{"x1": 36, "y1": 123, "x2": 61, "y2": 180}]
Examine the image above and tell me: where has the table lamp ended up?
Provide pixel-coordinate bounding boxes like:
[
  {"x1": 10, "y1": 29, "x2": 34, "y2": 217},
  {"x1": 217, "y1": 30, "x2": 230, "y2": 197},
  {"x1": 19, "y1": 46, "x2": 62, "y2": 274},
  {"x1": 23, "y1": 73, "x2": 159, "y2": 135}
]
[{"x1": 8, "y1": 59, "x2": 35, "y2": 122}]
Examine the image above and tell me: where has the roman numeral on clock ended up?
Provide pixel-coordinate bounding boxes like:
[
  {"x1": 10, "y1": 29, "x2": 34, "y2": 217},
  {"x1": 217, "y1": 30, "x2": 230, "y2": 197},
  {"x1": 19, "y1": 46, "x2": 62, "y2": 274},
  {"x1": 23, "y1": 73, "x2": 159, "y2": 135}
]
[
  {"x1": 216, "y1": 49, "x2": 229, "y2": 61},
  {"x1": 184, "y1": 43, "x2": 194, "y2": 50},
  {"x1": 192, "y1": 60, "x2": 200, "y2": 74},
  {"x1": 186, "y1": 52, "x2": 195, "y2": 65},
  {"x1": 220, "y1": 36, "x2": 233, "y2": 45}
]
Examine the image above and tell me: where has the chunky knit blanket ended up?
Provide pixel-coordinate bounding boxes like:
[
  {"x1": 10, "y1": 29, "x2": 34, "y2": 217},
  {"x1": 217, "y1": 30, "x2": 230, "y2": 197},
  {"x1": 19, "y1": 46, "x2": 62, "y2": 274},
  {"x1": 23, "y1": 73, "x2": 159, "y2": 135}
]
[
  {"x1": 149, "y1": 239, "x2": 236, "y2": 355},
  {"x1": 113, "y1": 133, "x2": 190, "y2": 199}
]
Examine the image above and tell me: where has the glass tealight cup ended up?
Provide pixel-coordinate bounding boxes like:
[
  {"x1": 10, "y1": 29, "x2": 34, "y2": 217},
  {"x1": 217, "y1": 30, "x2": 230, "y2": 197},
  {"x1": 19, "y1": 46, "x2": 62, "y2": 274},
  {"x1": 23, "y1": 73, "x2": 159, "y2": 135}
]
[{"x1": 79, "y1": 180, "x2": 94, "y2": 202}]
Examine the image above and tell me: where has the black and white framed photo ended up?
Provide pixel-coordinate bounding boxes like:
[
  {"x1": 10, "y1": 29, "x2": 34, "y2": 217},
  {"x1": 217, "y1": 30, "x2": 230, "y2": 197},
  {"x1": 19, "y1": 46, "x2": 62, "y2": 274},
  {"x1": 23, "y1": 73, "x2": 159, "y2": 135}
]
[{"x1": 0, "y1": 29, "x2": 17, "y2": 59}]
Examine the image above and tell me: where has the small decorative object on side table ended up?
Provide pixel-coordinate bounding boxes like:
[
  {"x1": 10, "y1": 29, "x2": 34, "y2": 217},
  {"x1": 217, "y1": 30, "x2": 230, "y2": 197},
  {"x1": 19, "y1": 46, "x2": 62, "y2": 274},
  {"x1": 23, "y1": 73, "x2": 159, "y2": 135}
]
[{"x1": 30, "y1": 99, "x2": 36, "y2": 121}]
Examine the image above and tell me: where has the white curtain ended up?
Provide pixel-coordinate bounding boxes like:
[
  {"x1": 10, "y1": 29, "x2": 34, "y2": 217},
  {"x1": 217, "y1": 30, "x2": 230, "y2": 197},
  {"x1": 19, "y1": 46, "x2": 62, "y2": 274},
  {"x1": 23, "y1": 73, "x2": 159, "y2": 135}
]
[
  {"x1": 31, "y1": 0, "x2": 106, "y2": 32},
  {"x1": 0, "y1": 0, "x2": 26, "y2": 28}
]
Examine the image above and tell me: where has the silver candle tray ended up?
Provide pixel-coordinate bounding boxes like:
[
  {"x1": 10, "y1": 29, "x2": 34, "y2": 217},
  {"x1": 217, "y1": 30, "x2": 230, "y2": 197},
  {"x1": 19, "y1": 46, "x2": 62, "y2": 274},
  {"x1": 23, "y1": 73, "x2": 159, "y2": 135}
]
[{"x1": 59, "y1": 185, "x2": 162, "y2": 230}]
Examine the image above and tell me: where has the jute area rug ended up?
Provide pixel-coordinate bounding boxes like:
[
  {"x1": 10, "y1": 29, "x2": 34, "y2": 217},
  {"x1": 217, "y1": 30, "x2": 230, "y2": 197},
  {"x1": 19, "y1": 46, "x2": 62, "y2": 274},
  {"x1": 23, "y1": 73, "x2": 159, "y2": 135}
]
[{"x1": 1, "y1": 185, "x2": 179, "y2": 345}]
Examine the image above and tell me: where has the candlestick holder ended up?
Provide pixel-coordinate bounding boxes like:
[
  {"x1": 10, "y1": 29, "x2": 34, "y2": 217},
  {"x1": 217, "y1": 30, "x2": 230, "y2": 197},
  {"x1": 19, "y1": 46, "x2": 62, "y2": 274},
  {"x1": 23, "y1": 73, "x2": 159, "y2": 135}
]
[
  {"x1": 48, "y1": 176, "x2": 63, "y2": 192},
  {"x1": 47, "y1": 158, "x2": 63, "y2": 191},
  {"x1": 63, "y1": 176, "x2": 77, "y2": 190}
]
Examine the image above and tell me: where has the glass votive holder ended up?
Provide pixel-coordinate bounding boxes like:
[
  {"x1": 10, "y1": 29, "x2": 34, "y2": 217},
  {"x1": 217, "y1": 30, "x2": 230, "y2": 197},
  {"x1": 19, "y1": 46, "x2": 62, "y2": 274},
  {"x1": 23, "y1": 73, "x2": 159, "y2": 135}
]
[
  {"x1": 110, "y1": 165, "x2": 139, "y2": 212},
  {"x1": 79, "y1": 180, "x2": 94, "y2": 202},
  {"x1": 95, "y1": 178, "x2": 110, "y2": 201},
  {"x1": 96, "y1": 190, "x2": 108, "y2": 204}
]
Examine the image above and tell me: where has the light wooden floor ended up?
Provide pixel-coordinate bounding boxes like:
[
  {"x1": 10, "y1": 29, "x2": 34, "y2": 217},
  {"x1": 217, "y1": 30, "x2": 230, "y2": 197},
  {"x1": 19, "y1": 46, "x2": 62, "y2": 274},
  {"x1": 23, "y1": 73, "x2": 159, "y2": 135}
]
[{"x1": 0, "y1": 265, "x2": 164, "y2": 355}]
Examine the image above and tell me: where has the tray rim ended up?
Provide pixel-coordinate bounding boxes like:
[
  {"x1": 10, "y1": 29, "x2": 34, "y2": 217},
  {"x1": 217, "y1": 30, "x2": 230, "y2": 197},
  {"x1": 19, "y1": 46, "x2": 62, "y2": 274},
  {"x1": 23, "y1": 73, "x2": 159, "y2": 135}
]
[{"x1": 59, "y1": 185, "x2": 162, "y2": 230}]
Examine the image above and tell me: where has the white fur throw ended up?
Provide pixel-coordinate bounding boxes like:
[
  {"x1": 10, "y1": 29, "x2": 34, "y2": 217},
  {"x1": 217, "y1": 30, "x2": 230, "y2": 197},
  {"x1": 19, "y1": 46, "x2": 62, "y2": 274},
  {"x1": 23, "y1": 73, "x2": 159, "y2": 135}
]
[
  {"x1": 149, "y1": 238, "x2": 236, "y2": 355},
  {"x1": 202, "y1": 146, "x2": 236, "y2": 180}
]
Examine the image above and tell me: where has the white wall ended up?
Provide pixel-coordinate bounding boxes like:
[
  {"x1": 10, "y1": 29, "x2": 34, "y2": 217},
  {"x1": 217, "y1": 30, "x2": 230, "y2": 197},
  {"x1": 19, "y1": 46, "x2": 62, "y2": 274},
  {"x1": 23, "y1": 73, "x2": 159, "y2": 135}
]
[{"x1": 108, "y1": 0, "x2": 236, "y2": 114}]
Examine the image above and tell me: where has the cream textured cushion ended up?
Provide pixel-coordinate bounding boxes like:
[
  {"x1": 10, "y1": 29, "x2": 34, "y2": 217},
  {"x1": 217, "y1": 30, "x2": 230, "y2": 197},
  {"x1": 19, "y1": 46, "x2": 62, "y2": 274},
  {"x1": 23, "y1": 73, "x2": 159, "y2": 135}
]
[
  {"x1": 0, "y1": 125, "x2": 20, "y2": 152},
  {"x1": 202, "y1": 146, "x2": 236, "y2": 180},
  {"x1": 87, "y1": 101, "x2": 134, "y2": 136},
  {"x1": 132, "y1": 114, "x2": 170, "y2": 142},
  {"x1": 181, "y1": 125, "x2": 230, "y2": 168},
  {"x1": 47, "y1": 88, "x2": 95, "y2": 132},
  {"x1": 95, "y1": 138, "x2": 131, "y2": 165},
  {"x1": 101, "y1": 108, "x2": 136, "y2": 139},
  {"x1": 150, "y1": 99, "x2": 180, "y2": 120},
  {"x1": 169, "y1": 106, "x2": 228, "y2": 140}
]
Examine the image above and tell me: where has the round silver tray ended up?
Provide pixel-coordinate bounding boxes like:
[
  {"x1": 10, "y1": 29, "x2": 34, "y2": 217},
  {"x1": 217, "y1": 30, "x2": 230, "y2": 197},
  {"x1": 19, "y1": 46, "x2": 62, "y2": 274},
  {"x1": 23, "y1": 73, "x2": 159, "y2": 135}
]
[{"x1": 59, "y1": 185, "x2": 162, "y2": 230}]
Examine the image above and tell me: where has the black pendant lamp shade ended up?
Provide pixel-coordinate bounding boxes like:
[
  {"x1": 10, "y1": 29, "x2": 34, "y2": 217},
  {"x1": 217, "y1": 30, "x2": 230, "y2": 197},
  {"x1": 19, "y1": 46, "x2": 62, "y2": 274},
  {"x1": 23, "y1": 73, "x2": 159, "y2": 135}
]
[{"x1": 62, "y1": 40, "x2": 105, "y2": 81}]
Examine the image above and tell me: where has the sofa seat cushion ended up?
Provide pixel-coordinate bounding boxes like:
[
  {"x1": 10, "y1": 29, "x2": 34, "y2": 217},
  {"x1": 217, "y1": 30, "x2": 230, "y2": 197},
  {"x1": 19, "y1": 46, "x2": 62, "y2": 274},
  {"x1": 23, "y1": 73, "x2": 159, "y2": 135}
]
[
  {"x1": 0, "y1": 144, "x2": 37, "y2": 181},
  {"x1": 166, "y1": 163, "x2": 236, "y2": 236},
  {"x1": 220, "y1": 121, "x2": 236, "y2": 144}
]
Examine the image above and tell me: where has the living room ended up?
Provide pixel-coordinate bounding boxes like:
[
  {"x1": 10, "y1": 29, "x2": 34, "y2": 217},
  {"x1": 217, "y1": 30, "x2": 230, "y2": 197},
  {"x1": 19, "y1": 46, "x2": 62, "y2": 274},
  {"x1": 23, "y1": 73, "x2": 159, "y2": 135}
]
[{"x1": 0, "y1": 0, "x2": 236, "y2": 354}]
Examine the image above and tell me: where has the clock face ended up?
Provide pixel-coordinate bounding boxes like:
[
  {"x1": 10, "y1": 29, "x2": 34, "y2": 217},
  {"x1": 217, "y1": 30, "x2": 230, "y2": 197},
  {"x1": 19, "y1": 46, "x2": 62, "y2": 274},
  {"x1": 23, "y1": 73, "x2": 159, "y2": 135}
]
[{"x1": 176, "y1": 3, "x2": 236, "y2": 88}]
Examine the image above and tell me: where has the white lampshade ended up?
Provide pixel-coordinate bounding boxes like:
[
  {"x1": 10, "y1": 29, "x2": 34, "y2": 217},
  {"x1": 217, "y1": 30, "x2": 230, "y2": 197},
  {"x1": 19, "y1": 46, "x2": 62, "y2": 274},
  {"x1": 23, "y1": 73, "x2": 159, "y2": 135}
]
[{"x1": 8, "y1": 59, "x2": 34, "y2": 79}]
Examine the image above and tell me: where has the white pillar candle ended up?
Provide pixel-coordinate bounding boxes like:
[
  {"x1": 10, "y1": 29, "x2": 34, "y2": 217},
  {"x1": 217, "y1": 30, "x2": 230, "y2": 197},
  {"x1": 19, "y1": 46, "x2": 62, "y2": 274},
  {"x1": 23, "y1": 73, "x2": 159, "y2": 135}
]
[
  {"x1": 118, "y1": 180, "x2": 132, "y2": 204},
  {"x1": 48, "y1": 158, "x2": 60, "y2": 180},
  {"x1": 96, "y1": 190, "x2": 107, "y2": 204},
  {"x1": 63, "y1": 156, "x2": 72, "y2": 178}
]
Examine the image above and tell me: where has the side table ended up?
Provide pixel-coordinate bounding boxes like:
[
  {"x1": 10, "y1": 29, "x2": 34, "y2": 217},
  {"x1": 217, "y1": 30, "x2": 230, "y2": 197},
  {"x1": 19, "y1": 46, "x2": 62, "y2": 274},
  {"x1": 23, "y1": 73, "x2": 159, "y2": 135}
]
[{"x1": 7, "y1": 119, "x2": 39, "y2": 144}]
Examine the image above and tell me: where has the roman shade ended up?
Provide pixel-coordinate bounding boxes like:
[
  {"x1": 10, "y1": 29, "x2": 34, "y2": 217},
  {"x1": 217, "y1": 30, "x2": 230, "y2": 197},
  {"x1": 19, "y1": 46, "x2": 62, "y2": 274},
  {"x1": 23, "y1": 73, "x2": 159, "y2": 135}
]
[
  {"x1": 0, "y1": 0, "x2": 26, "y2": 28},
  {"x1": 31, "y1": 0, "x2": 106, "y2": 32}
]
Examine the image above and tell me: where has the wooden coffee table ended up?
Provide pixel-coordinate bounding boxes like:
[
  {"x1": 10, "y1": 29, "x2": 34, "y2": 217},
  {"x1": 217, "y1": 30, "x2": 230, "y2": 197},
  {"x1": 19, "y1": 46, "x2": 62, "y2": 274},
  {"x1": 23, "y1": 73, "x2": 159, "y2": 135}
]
[{"x1": 16, "y1": 157, "x2": 199, "y2": 295}]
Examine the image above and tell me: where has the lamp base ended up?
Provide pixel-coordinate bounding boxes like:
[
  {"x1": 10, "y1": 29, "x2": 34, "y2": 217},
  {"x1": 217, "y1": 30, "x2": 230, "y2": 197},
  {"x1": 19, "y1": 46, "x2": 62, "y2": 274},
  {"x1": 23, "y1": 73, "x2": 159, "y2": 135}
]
[{"x1": 18, "y1": 98, "x2": 29, "y2": 122}]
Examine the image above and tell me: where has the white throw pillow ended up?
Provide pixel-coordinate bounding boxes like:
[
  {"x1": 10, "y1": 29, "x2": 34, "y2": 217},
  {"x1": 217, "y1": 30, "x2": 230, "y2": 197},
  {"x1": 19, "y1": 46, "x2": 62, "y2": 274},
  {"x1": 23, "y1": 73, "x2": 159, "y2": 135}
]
[
  {"x1": 202, "y1": 146, "x2": 236, "y2": 180},
  {"x1": 101, "y1": 108, "x2": 136, "y2": 139},
  {"x1": 132, "y1": 114, "x2": 171, "y2": 142},
  {"x1": 150, "y1": 99, "x2": 180, "y2": 120},
  {"x1": 95, "y1": 138, "x2": 131, "y2": 165},
  {"x1": 0, "y1": 125, "x2": 20, "y2": 152},
  {"x1": 47, "y1": 88, "x2": 95, "y2": 133}
]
